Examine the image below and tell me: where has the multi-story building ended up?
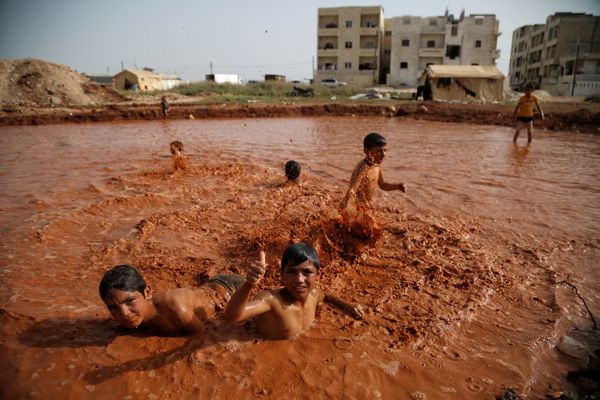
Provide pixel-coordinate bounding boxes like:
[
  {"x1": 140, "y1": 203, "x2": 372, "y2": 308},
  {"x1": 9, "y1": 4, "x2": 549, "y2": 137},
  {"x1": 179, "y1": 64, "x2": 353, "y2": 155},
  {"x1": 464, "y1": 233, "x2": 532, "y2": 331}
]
[
  {"x1": 385, "y1": 11, "x2": 500, "y2": 87},
  {"x1": 316, "y1": 7, "x2": 500, "y2": 88},
  {"x1": 509, "y1": 12, "x2": 600, "y2": 95},
  {"x1": 316, "y1": 6, "x2": 385, "y2": 87}
]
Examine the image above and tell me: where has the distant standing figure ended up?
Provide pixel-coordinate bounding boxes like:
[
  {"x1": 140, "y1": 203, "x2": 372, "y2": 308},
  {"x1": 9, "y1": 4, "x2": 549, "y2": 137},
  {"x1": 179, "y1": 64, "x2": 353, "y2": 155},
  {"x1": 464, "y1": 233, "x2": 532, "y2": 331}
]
[
  {"x1": 513, "y1": 84, "x2": 544, "y2": 143},
  {"x1": 160, "y1": 95, "x2": 170, "y2": 118},
  {"x1": 284, "y1": 160, "x2": 301, "y2": 183}
]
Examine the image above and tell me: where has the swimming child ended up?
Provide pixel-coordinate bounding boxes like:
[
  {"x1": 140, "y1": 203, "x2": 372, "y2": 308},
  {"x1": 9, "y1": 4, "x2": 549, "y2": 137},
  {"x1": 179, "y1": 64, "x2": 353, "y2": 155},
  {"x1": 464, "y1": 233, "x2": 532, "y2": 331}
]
[
  {"x1": 340, "y1": 132, "x2": 405, "y2": 219},
  {"x1": 169, "y1": 140, "x2": 187, "y2": 171},
  {"x1": 513, "y1": 83, "x2": 544, "y2": 144},
  {"x1": 99, "y1": 264, "x2": 245, "y2": 334},
  {"x1": 224, "y1": 243, "x2": 365, "y2": 340},
  {"x1": 169, "y1": 140, "x2": 184, "y2": 157},
  {"x1": 160, "y1": 95, "x2": 170, "y2": 118},
  {"x1": 284, "y1": 160, "x2": 301, "y2": 183}
]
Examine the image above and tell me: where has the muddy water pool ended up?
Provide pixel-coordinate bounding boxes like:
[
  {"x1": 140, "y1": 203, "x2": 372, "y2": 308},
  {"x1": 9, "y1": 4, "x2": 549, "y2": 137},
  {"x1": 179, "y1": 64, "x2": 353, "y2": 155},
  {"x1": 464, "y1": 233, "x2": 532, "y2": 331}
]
[{"x1": 1, "y1": 117, "x2": 599, "y2": 399}]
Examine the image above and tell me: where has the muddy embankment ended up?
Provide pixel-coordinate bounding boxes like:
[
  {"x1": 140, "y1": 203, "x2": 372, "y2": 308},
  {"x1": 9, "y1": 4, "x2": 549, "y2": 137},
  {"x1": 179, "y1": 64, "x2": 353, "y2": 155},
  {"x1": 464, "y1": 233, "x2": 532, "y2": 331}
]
[{"x1": 2, "y1": 101, "x2": 600, "y2": 134}]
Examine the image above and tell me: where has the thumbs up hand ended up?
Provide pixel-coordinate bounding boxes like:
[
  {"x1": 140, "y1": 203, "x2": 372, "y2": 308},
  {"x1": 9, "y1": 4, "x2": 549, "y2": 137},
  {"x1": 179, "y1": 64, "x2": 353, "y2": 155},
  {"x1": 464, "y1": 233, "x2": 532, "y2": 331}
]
[{"x1": 246, "y1": 251, "x2": 267, "y2": 287}]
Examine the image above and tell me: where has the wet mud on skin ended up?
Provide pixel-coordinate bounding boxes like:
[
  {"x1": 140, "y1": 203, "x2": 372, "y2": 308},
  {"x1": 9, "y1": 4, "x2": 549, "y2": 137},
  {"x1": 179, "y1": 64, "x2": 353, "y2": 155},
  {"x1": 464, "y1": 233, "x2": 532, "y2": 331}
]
[{"x1": 1, "y1": 118, "x2": 599, "y2": 399}]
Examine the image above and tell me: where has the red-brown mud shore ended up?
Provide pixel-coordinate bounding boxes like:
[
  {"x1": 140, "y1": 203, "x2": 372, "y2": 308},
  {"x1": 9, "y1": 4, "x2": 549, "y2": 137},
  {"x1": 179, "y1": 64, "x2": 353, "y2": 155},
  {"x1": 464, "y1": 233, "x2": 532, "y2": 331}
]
[{"x1": 1, "y1": 101, "x2": 600, "y2": 134}]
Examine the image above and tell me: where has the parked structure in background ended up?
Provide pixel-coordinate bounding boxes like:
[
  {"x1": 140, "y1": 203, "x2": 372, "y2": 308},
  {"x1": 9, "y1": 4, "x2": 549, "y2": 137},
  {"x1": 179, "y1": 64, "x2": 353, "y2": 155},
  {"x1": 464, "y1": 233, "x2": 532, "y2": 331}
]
[
  {"x1": 316, "y1": 6, "x2": 385, "y2": 87},
  {"x1": 264, "y1": 74, "x2": 286, "y2": 82},
  {"x1": 316, "y1": 7, "x2": 500, "y2": 88},
  {"x1": 386, "y1": 10, "x2": 500, "y2": 87},
  {"x1": 83, "y1": 74, "x2": 114, "y2": 86},
  {"x1": 509, "y1": 12, "x2": 600, "y2": 96},
  {"x1": 158, "y1": 73, "x2": 183, "y2": 90},
  {"x1": 113, "y1": 68, "x2": 182, "y2": 91},
  {"x1": 205, "y1": 74, "x2": 240, "y2": 84}
]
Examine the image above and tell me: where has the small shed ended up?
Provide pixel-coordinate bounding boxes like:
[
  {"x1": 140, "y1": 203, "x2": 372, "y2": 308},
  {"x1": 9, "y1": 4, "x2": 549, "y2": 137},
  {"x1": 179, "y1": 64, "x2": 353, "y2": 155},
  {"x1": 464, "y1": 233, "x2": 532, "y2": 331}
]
[
  {"x1": 113, "y1": 69, "x2": 163, "y2": 91},
  {"x1": 264, "y1": 74, "x2": 286, "y2": 82},
  {"x1": 425, "y1": 65, "x2": 505, "y2": 102}
]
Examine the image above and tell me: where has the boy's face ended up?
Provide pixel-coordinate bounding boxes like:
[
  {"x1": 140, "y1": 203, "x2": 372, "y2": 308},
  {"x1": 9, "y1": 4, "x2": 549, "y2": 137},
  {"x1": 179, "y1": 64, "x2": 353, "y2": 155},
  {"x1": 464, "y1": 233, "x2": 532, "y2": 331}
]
[
  {"x1": 103, "y1": 289, "x2": 150, "y2": 329},
  {"x1": 525, "y1": 87, "x2": 533, "y2": 96},
  {"x1": 282, "y1": 260, "x2": 318, "y2": 302},
  {"x1": 365, "y1": 145, "x2": 386, "y2": 164}
]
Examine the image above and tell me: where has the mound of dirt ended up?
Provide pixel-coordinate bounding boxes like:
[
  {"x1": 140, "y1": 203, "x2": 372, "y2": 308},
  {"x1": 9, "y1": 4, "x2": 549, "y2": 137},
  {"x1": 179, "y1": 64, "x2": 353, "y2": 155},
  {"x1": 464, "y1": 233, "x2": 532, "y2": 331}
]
[{"x1": 0, "y1": 58, "x2": 124, "y2": 108}]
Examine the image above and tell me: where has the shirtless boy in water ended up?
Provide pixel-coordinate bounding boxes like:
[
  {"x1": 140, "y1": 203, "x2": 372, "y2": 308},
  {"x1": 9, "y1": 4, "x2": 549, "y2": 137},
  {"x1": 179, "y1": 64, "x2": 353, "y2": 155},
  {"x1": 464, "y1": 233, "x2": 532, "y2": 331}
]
[
  {"x1": 340, "y1": 132, "x2": 405, "y2": 218},
  {"x1": 99, "y1": 265, "x2": 244, "y2": 334},
  {"x1": 225, "y1": 243, "x2": 364, "y2": 339}
]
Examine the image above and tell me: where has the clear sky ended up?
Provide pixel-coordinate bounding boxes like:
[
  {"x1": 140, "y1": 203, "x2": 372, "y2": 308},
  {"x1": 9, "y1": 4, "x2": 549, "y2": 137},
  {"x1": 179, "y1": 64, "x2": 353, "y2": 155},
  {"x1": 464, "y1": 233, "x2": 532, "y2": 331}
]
[{"x1": 1, "y1": 0, "x2": 598, "y2": 82}]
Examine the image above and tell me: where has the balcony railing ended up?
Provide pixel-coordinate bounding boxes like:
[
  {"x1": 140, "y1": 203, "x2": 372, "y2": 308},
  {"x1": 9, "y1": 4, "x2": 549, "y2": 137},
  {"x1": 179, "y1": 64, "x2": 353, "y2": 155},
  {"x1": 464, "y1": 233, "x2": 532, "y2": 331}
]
[{"x1": 419, "y1": 48, "x2": 444, "y2": 57}]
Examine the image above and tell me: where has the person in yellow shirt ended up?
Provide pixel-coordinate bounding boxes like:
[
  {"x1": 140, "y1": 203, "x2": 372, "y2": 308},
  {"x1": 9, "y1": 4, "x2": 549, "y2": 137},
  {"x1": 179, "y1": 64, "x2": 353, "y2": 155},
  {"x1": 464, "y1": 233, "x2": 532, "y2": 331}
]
[{"x1": 513, "y1": 83, "x2": 545, "y2": 143}]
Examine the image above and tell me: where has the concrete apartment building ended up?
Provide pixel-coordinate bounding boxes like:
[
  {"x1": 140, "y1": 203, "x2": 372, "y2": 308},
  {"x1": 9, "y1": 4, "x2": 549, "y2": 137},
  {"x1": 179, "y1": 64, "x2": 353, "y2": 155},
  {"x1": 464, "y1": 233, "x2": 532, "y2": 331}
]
[
  {"x1": 316, "y1": 6, "x2": 385, "y2": 87},
  {"x1": 385, "y1": 11, "x2": 500, "y2": 87},
  {"x1": 316, "y1": 7, "x2": 500, "y2": 87},
  {"x1": 508, "y1": 12, "x2": 600, "y2": 96}
]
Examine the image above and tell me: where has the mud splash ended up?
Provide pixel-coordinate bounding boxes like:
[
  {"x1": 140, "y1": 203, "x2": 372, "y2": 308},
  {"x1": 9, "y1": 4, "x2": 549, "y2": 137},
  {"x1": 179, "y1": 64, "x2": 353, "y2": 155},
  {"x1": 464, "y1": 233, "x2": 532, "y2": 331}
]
[{"x1": 1, "y1": 118, "x2": 599, "y2": 399}]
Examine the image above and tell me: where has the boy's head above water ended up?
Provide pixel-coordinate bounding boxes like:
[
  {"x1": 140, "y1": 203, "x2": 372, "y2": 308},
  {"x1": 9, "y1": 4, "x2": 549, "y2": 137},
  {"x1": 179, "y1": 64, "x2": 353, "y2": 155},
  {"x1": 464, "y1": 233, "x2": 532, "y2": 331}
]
[
  {"x1": 363, "y1": 132, "x2": 387, "y2": 164},
  {"x1": 284, "y1": 160, "x2": 301, "y2": 181},
  {"x1": 99, "y1": 265, "x2": 151, "y2": 329},
  {"x1": 280, "y1": 243, "x2": 320, "y2": 301}
]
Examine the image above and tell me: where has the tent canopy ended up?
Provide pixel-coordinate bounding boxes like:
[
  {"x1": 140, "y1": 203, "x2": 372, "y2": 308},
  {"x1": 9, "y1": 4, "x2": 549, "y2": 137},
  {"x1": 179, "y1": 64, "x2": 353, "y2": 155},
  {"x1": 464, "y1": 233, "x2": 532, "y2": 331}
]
[{"x1": 425, "y1": 65, "x2": 505, "y2": 102}]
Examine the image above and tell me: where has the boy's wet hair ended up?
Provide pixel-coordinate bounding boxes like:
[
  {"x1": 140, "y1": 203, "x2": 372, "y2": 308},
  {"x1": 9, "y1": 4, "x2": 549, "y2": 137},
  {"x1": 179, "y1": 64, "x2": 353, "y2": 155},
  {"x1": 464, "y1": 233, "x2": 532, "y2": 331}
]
[
  {"x1": 281, "y1": 243, "x2": 320, "y2": 272},
  {"x1": 363, "y1": 132, "x2": 387, "y2": 150},
  {"x1": 99, "y1": 265, "x2": 147, "y2": 300},
  {"x1": 170, "y1": 140, "x2": 184, "y2": 155},
  {"x1": 524, "y1": 83, "x2": 534, "y2": 90},
  {"x1": 284, "y1": 160, "x2": 301, "y2": 180}
]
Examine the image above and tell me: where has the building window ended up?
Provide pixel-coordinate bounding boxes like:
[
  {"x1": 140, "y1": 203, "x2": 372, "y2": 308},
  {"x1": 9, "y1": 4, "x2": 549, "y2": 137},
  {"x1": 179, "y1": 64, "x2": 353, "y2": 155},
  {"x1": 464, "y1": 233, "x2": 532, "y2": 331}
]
[
  {"x1": 475, "y1": 18, "x2": 483, "y2": 25},
  {"x1": 471, "y1": 63, "x2": 479, "y2": 66},
  {"x1": 400, "y1": 62, "x2": 408, "y2": 69},
  {"x1": 446, "y1": 45, "x2": 461, "y2": 59},
  {"x1": 427, "y1": 40, "x2": 435, "y2": 48},
  {"x1": 385, "y1": 31, "x2": 391, "y2": 36},
  {"x1": 451, "y1": 25, "x2": 458, "y2": 36},
  {"x1": 344, "y1": 62, "x2": 352, "y2": 69},
  {"x1": 346, "y1": 20, "x2": 352, "y2": 28},
  {"x1": 402, "y1": 39, "x2": 410, "y2": 47},
  {"x1": 429, "y1": 18, "x2": 437, "y2": 26},
  {"x1": 475, "y1": 40, "x2": 482, "y2": 48},
  {"x1": 384, "y1": 49, "x2": 391, "y2": 55},
  {"x1": 403, "y1": 17, "x2": 411, "y2": 25},
  {"x1": 345, "y1": 41, "x2": 352, "y2": 49}
]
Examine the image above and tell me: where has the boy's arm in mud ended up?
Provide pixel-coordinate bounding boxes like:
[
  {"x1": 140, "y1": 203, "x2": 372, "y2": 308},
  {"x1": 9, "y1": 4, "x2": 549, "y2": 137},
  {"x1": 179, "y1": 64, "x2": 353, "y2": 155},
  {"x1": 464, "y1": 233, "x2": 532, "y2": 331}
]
[
  {"x1": 377, "y1": 166, "x2": 406, "y2": 193},
  {"x1": 320, "y1": 291, "x2": 365, "y2": 319},
  {"x1": 341, "y1": 160, "x2": 369, "y2": 210},
  {"x1": 224, "y1": 251, "x2": 271, "y2": 322}
]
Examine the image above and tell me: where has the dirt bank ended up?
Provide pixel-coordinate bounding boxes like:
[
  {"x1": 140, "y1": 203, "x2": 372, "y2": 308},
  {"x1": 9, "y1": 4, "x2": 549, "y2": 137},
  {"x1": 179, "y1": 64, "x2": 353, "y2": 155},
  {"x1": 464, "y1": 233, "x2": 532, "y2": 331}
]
[{"x1": 2, "y1": 101, "x2": 600, "y2": 135}]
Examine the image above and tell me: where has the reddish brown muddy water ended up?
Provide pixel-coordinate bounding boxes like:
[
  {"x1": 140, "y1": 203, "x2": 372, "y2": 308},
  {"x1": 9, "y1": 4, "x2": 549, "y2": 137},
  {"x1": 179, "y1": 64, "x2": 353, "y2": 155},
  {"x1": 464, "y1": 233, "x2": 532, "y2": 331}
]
[{"x1": 1, "y1": 117, "x2": 599, "y2": 399}]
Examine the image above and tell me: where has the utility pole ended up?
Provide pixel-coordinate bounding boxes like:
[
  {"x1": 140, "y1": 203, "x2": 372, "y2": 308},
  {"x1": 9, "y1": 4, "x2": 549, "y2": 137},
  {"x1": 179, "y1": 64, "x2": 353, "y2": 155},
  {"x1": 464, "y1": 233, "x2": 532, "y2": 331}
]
[
  {"x1": 210, "y1": 61, "x2": 213, "y2": 74},
  {"x1": 570, "y1": 39, "x2": 580, "y2": 96}
]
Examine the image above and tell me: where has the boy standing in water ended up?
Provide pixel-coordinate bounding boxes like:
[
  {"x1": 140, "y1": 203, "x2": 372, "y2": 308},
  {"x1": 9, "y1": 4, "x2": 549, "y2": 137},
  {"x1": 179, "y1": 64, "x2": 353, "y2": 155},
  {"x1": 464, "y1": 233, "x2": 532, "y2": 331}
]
[
  {"x1": 99, "y1": 265, "x2": 244, "y2": 334},
  {"x1": 225, "y1": 243, "x2": 364, "y2": 340},
  {"x1": 340, "y1": 132, "x2": 406, "y2": 218},
  {"x1": 160, "y1": 95, "x2": 170, "y2": 118},
  {"x1": 513, "y1": 83, "x2": 544, "y2": 143}
]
